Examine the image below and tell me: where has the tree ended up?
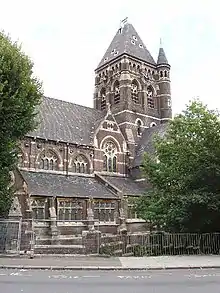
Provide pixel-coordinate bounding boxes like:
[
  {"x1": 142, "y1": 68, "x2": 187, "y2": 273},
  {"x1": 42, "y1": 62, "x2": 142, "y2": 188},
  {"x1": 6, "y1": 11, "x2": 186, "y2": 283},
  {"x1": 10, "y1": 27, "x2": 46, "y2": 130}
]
[
  {"x1": 135, "y1": 99, "x2": 220, "y2": 232},
  {"x1": 0, "y1": 31, "x2": 42, "y2": 217}
]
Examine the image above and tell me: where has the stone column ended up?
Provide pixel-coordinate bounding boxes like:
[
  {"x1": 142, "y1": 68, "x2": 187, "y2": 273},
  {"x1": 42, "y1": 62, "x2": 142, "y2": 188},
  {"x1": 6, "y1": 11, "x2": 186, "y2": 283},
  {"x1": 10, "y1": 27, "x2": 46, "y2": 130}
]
[
  {"x1": 117, "y1": 192, "x2": 128, "y2": 233},
  {"x1": 49, "y1": 197, "x2": 58, "y2": 244},
  {"x1": 82, "y1": 197, "x2": 101, "y2": 254},
  {"x1": 117, "y1": 193, "x2": 128, "y2": 255}
]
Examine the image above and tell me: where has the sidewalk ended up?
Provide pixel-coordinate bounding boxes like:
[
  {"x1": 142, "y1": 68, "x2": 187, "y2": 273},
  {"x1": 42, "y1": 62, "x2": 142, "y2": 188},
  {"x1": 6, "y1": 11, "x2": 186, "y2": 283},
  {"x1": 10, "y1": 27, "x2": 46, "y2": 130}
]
[{"x1": 1, "y1": 255, "x2": 220, "y2": 270}]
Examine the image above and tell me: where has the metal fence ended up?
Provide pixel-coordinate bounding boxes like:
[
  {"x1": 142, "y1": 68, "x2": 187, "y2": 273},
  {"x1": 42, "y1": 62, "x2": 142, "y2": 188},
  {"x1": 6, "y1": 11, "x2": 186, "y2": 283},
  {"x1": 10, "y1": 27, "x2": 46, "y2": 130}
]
[
  {"x1": 99, "y1": 232, "x2": 220, "y2": 256},
  {"x1": 1, "y1": 219, "x2": 220, "y2": 257},
  {"x1": 0, "y1": 219, "x2": 34, "y2": 256}
]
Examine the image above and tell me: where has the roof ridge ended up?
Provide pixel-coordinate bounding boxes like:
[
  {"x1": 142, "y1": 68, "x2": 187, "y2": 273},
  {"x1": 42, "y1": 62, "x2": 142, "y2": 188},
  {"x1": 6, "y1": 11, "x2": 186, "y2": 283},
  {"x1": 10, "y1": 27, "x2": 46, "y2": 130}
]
[{"x1": 43, "y1": 96, "x2": 103, "y2": 113}]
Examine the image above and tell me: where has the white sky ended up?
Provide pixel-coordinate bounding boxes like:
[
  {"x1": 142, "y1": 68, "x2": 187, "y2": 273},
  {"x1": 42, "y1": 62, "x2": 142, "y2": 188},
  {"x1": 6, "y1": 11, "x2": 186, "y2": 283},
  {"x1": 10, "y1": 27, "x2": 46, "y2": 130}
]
[{"x1": 0, "y1": 0, "x2": 220, "y2": 114}]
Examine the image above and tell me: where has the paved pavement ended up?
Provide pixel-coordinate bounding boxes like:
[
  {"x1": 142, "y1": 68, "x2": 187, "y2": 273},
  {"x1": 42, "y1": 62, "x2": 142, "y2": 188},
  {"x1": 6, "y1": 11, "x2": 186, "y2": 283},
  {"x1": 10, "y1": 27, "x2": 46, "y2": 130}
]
[
  {"x1": 1, "y1": 255, "x2": 220, "y2": 270},
  {"x1": 1, "y1": 268, "x2": 220, "y2": 292}
]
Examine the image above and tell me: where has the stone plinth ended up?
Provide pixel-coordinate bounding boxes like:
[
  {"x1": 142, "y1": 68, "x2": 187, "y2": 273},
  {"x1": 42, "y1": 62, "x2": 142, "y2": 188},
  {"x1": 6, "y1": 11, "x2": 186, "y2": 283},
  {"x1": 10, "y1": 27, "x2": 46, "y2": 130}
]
[{"x1": 82, "y1": 230, "x2": 101, "y2": 255}]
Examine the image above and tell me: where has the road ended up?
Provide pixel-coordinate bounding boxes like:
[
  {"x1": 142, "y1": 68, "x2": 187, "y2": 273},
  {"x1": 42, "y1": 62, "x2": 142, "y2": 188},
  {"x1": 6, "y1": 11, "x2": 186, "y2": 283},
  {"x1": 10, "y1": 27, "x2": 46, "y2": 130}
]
[{"x1": 0, "y1": 268, "x2": 220, "y2": 292}]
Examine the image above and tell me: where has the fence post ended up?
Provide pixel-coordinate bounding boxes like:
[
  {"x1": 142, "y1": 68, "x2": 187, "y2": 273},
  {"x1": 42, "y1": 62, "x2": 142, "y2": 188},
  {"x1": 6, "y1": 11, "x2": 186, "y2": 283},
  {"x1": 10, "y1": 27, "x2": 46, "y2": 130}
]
[{"x1": 29, "y1": 219, "x2": 35, "y2": 259}]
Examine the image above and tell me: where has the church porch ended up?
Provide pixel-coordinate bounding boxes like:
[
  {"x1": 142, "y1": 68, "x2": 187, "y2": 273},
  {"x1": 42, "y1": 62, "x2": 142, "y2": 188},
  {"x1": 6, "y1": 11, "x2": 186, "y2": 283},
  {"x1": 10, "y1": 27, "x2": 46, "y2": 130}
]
[{"x1": 13, "y1": 170, "x2": 149, "y2": 254}]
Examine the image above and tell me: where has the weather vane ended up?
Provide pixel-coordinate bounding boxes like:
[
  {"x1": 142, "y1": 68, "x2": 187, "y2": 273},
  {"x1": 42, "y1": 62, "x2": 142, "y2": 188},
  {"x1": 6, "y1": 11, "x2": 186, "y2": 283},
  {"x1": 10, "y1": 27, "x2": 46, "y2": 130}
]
[
  {"x1": 121, "y1": 17, "x2": 128, "y2": 25},
  {"x1": 119, "y1": 17, "x2": 128, "y2": 32}
]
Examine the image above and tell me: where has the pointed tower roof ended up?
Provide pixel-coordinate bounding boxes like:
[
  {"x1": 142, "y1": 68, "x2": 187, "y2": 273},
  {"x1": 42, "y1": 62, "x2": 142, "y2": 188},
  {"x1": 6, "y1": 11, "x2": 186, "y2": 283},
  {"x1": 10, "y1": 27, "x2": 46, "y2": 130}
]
[
  {"x1": 97, "y1": 22, "x2": 156, "y2": 69},
  {"x1": 157, "y1": 42, "x2": 169, "y2": 66}
]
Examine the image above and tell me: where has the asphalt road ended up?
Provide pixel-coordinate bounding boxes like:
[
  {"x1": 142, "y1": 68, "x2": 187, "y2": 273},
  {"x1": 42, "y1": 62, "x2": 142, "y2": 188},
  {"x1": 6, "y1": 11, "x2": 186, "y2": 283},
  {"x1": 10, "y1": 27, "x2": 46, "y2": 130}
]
[{"x1": 1, "y1": 268, "x2": 220, "y2": 292}]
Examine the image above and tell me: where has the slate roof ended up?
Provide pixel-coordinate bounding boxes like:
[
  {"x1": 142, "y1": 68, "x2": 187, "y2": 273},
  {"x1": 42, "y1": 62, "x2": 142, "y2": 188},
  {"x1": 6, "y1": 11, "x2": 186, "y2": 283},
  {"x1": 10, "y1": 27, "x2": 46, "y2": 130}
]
[
  {"x1": 102, "y1": 175, "x2": 145, "y2": 196},
  {"x1": 27, "y1": 96, "x2": 105, "y2": 145},
  {"x1": 133, "y1": 124, "x2": 168, "y2": 167},
  {"x1": 97, "y1": 22, "x2": 156, "y2": 69},
  {"x1": 20, "y1": 170, "x2": 117, "y2": 199},
  {"x1": 157, "y1": 47, "x2": 169, "y2": 66}
]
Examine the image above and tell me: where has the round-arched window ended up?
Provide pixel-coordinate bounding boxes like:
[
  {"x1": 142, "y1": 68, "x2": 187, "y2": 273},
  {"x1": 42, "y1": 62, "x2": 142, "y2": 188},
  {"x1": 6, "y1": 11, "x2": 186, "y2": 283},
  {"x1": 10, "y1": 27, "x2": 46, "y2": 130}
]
[{"x1": 136, "y1": 119, "x2": 142, "y2": 136}]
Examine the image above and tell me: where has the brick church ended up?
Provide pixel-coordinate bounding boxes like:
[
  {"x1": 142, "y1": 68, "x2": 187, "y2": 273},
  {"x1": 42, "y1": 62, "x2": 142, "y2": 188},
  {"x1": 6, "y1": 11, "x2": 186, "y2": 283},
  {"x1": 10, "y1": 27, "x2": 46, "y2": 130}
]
[{"x1": 12, "y1": 20, "x2": 171, "y2": 238}]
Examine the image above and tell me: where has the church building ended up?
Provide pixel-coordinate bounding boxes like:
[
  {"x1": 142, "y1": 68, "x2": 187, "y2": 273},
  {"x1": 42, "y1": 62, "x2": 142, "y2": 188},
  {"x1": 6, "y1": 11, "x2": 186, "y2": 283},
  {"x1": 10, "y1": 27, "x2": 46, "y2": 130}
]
[{"x1": 12, "y1": 20, "x2": 172, "y2": 241}]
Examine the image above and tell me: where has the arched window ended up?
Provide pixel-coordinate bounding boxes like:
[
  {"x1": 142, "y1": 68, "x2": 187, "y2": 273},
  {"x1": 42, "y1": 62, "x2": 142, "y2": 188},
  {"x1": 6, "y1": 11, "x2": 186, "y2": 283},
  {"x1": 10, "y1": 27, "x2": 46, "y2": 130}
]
[
  {"x1": 147, "y1": 86, "x2": 155, "y2": 108},
  {"x1": 113, "y1": 80, "x2": 120, "y2": 104},
  {"x1": 131, "y1": 80, "x2": 139, "y2": 104},
  {"x1": 160, "y1": 71, "x2": 163, "y2": 78},
  {"x1": 136, "y1": 120, "x2": 142, "y2": 136},
  {"x1": 100, "y1": 88, "x2": 106, "y2": 110},
  {"x1": 72, "y1": 155, "x2": 89, "y2": 174},
  {"x1": 39, "y1": 150, "x2": 59, "y2": 171},
  {"x1": 164, "y1": 70, "x2": 167, "y2": 77},
  {"x1": 103, "y1": 141, "x2": 117, "y2": 172}
]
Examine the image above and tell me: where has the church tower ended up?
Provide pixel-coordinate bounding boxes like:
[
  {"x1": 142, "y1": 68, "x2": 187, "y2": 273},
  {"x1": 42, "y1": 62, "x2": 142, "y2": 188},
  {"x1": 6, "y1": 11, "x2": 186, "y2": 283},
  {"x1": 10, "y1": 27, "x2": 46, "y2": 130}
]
[{"x1": 94, "y1": 20, "x2": 172, "y2": 156}]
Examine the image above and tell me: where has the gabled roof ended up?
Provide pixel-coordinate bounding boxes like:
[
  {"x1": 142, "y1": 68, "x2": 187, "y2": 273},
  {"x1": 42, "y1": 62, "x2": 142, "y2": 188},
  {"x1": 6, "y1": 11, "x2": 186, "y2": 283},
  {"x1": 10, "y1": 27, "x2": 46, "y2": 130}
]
[
  {"x1": 97, "y1": 22, "x2": 156, "y2": 69},
  {"x1": 102, "y1": 175, "x2": 146, "y2": 196},
  {"x1": 21, "y1": 170, "x2": 117, "y2": 199},
  {"x1": 27, "y1": 96, "x2": 105, "y2": 145},
  {"x1": 157, "y1": 47, "x2": 169, "y2": 66},
  {"x1": 133, "y1": 124, "x2": 168, "y2": 167}
]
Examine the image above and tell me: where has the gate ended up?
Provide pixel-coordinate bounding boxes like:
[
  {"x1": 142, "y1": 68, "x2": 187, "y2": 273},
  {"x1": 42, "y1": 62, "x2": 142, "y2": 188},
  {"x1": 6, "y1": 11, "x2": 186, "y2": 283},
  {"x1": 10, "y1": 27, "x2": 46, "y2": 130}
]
[{"x1": 0, "y1": 219, "x2": 22, "y2": 254}]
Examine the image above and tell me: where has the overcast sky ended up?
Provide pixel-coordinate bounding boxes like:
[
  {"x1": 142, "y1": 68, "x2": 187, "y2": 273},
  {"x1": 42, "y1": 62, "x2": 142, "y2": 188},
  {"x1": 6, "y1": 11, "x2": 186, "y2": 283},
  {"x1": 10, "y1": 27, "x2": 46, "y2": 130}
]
[{"x1": 1, "y1": 0, "x2": 219, "y2": 114}]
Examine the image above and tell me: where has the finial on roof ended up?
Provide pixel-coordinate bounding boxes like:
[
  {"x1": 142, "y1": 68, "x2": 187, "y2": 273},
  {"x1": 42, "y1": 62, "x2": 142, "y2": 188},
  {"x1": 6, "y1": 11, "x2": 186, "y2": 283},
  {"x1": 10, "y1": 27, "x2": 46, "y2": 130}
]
[{"x1": 157, "y1": 38, "x2": 169, "y2": 66}]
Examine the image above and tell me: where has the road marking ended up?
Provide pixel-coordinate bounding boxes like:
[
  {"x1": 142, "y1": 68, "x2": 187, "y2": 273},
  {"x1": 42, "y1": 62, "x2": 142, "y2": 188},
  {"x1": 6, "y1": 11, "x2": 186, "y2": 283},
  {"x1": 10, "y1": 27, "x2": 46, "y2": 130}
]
[
  {"x1": 10, "y1": 272, "x2": 22, "y2": 276},
  {"x1": 185, "y1": 273, "x2": 220, "y2": 278},
  {"x1": 83, "y1": 275, "x2": 100, "y2": 278},
  {"x1": 117, "y1": 275, "x2": 152, "y2": 279},
  {"x1": 49, "y1": 275, "x2": 69, "y2": 279}
]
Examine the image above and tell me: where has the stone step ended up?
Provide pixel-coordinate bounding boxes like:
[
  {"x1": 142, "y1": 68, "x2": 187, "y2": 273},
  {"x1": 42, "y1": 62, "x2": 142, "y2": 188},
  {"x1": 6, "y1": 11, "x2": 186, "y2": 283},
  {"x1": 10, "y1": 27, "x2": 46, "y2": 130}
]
[
  {"x1": 122, "y1": 252, "x2": 134, "y2": 257},
  {"x1": 34, "y1": 244, "x2": 85, "y2": 255},
  {"x1": 36, "y1": 236, "x2": 83, "y2": 246},
  {"x1": 113, "y1": 249, "x2": 123, "y2": 256}
]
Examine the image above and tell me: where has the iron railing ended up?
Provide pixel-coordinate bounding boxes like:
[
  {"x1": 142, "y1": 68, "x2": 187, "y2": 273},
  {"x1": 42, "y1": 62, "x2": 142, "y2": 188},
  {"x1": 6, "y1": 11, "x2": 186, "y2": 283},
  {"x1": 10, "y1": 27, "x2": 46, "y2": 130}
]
[
  {"x1": 1, "y1": 219, "x2": 220, "y2": 257},
  {"x1": 99, "y1": 232, "x2": 220, "y2": 256}
]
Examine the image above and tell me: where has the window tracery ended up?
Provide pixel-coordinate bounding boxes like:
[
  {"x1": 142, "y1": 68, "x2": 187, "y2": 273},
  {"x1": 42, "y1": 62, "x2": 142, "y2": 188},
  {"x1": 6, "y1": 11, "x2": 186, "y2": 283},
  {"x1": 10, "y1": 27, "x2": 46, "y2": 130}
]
[
  {"x1": 72, "y1": 154, "x2": 89, "y2": 174},
  {"x1": 103, "y1": 141, "x2": 117, "y2": 172},
  {"x1": 31, "y1": 198, "x2": 47, "y2": 219},
  {"x1": 39, "y1": 149, "x2": 59, "y2": 171},
  {"x1": 136, "y1": 119, "x2": 142, "y2": 136},
  {"x1": 147, "y1": 86, "x2": 155, "y2": 108},
  {"x1": 93, "y1": 200, "x2": 115, "y2": 222},
  {"x1": 131, "y1": 80, "x2": 139, "y2": 104},
  {"x1": 100, "y1": 88, "x2": 106, "y2": 110},
  {"x1": 113, "y1": 81, "x2": 120, "y2": 104},
  {"x1": 58, "y1": 199, "x2": 83, "y2": 221}
]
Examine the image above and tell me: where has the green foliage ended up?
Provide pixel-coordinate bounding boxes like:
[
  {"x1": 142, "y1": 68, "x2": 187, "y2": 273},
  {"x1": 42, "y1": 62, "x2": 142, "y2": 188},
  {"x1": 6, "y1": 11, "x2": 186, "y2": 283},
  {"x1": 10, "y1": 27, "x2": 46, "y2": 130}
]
[
  {"x1": 135, "y1": 99, "x2": 220, "y2": 232},
  {"x1": 0, "y1": 31, "x2": 43, "y2": 217}
]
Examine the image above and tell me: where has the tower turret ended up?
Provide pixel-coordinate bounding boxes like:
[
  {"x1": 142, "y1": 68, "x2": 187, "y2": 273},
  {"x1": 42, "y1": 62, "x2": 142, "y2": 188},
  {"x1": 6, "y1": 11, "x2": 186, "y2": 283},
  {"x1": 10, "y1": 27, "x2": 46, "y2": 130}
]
[{"x1": 156, "y1": 41, "x2": 172, "y2": 121}]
